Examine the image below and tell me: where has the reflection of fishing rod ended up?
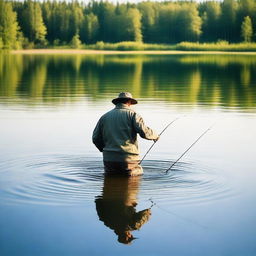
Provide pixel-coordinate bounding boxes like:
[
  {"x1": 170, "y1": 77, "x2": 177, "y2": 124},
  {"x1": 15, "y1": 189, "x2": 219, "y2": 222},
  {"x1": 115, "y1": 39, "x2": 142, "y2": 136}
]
[
  {"x1": 140, "y1": 117, "x2": 181, "y2": 165},
  {"x1": 165, "y1": 125, "x2": 214, "y2": 174}
]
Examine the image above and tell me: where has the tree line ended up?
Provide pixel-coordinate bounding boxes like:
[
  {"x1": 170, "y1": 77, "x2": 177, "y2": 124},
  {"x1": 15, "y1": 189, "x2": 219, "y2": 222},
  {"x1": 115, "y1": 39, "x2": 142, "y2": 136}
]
[{"x1": 0, "y1": 0, "x2": 256, "y2": 49}]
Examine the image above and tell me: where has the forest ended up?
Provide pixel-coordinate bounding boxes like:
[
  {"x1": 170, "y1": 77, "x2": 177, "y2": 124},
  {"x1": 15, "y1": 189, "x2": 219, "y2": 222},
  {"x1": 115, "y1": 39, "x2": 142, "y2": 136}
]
[{"x1": 0, "y1": 0, "x2": 255, "y2": 49}]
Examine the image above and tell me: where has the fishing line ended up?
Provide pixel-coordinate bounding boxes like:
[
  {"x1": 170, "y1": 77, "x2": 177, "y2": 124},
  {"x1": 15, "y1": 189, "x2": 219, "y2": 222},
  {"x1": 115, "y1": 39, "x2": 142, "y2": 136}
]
[
  {"x1": 151, "y1": 199, "x2": 209, "y2": 229},
  {"x1": 166, "y1": 124, "x2": 214, "y2": 173},
  {"x1": 140, "y1": 116, "x2": 182, "y2": 165}
]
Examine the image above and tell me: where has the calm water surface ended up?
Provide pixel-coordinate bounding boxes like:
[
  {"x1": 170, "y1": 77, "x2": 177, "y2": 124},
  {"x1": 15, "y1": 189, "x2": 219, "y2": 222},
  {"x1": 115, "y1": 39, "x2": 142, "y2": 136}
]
[{"x1": 0, "y1": 53, "x2": 256, "y2": 255}]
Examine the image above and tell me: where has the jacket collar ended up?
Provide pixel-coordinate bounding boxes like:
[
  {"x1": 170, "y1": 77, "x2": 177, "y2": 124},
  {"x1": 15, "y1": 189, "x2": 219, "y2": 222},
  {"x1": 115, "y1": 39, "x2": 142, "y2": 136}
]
[{"x1": 115, "y1": 103, "x2": 131, "y2": 109}]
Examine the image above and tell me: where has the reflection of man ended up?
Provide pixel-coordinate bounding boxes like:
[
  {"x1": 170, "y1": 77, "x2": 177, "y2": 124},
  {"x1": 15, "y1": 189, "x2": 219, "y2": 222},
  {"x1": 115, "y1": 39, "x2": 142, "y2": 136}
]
[
  {"x1": 92, "y1": 92, "x2": 159, "y2": 176},
  {"x1": 95, "y1": 175, "x2": 151, "y2": 244}
]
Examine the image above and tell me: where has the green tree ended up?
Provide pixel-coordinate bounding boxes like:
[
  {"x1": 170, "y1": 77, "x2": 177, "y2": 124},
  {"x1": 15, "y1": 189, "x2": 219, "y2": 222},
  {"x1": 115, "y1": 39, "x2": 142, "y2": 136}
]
[
  {"x1": 237, "y1": 0, "x2": 256, "y2": 41},
  {"x1": 80, "y1": 13, "x2": 99, "y2": 44},
  {"x1": 138, "y1": 2, "x2": 157, "y2": 43},
  {"x1": 220, "y1": 0, "x2": 238, "y2": 42},
  {"x1": 0, "y1": 0, "x2": 19, "y2": 49},
  {"x1": 125, "y1": 8, "x2": 142, "y2": 42},
  {"x1": 69, "y1": 2, "x2": 84, "y2": 39},
  {"x1": 241, "y1": 16, "x2": 253, "y2": 42},
  {"x1": 70, "y1": 33, "x2": 81, "y2": 48},
  {"x1": 238, "y1": 0, "x2": 256, "y2": 20},
  {"x1": 108, "y1": 6, "x2": 142, "y2": 42},
  {"x1": 57, "y1": 3, "x2": 71, "y2": 42},
  {"x1": 156, "y1": 3, "x2": 202, "y2": 43},
  {"x1": 155, "y1": 4, "x2": 177, "y2": 43},
  {"x1": 41, "y1": 1, "x2": 53, "y2": 42},
  {"x1": 21, "y1": 1, "x2": 47, "y2": 44},
  {"x1": 178, "y1": 3, "x2": 202, "y2": 42},
  {"x1": 200, "y1": 1, "x2": 221, "y2": 42},
  {"x1": 91, "y1": 1, "x2": 115, "y2": 42}
]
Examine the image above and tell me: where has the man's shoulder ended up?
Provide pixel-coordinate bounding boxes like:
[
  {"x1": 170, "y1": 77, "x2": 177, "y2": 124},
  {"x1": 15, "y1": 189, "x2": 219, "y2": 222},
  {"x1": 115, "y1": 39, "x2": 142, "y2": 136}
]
[
  {"x1": 102, "y1": 107, "x2": 138, "y2": 122},
  {"x1": 99, "y1": 108, "x2": 115, "y2": 122},
  {"x1": 108, "y1": 106, "x2": 137, "y2": 115},
  {"x1": 102, "y1": 108, "x2": 116, "y2": 117}
]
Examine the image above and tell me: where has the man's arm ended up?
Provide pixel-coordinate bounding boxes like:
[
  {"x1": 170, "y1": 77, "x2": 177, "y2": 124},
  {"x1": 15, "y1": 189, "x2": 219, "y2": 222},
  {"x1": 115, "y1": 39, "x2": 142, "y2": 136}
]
[
  {"x1": 92, "y1": 118, "x2": 105, "y2": 152},
  {"x1": 132, "y1": 113, "x2": 159, "y2": 141}
]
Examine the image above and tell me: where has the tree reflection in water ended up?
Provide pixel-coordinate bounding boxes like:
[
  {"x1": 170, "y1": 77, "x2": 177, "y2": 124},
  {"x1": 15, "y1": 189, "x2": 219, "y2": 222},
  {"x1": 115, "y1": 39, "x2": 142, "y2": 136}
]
[
  {"x1": 95, "y1": 175, "x2": 151, "y2": 244},
  {"x1": 1, "y1": 53, "x2": 256, "y2": 110}
]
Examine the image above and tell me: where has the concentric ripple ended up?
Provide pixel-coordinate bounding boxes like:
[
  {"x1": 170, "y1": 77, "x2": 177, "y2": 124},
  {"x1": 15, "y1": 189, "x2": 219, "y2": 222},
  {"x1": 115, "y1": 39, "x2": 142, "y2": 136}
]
[
  {"x1": 0, "y1": 155, "x2": 233, "y2": 206},
  {"x1": 139, "y1": 160, "x2": 233, "y2": 205},
  {"x1": 0, "y1": 155, "x2": 104, "y2": 206}
]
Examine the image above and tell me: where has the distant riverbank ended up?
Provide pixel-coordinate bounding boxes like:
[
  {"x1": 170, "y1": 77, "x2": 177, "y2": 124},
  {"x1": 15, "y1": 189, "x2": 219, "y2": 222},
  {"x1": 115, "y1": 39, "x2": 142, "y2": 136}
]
[
  {"x1": 12, "y1": 49, "x2": 256, "y2": 55},
  {"x1": 10, "y1": 42, "x2": 256, "y2": 54}
]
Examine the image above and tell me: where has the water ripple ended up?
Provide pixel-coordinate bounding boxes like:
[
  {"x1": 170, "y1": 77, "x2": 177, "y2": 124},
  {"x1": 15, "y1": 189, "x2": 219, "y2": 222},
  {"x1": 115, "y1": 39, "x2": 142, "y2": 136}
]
[{"x1": 0, "y1": 155, "x2": 233, "y2": 206}]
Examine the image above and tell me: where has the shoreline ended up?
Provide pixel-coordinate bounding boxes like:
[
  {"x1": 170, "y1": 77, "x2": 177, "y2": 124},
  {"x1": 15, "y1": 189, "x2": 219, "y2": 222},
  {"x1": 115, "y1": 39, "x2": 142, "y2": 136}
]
[{"x1": 11, "y1": 49, "x2": 256, "y2": 55}]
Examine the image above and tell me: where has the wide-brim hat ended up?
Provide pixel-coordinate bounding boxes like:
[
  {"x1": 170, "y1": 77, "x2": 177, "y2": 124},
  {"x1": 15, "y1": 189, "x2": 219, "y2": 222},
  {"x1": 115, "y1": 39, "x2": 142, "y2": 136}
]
[{"x1": 112, "y1": 92, "x2": 138, "y2": 105}]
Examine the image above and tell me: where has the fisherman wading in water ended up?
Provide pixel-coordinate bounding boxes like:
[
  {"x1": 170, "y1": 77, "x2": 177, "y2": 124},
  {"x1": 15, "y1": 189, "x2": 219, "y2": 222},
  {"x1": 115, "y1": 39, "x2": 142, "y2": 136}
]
[{"x1": 92, "y1": 92, "x2": 159, "y2": 176}]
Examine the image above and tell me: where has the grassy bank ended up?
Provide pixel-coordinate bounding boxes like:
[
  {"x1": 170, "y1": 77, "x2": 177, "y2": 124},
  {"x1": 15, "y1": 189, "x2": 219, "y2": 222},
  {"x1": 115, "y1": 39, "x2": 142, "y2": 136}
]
[
  {"x1": 87, "y1": 41, "x2": 256, "y2": 52},
  {"x1": 10, "y1": 41, "x2": 256, "y2": 54},
  {"x1": 7, "y1": 41, "x2": 256, "y2": 52},
  {"x1": 86, "y1": 41, "x2": 175, "y2": 51},
  {"x1": 175, "y1": 42, "x2": 256, "y2": 52},
  {"x1": 49, "y1": 41, "x2": 256, "y2": 52}
]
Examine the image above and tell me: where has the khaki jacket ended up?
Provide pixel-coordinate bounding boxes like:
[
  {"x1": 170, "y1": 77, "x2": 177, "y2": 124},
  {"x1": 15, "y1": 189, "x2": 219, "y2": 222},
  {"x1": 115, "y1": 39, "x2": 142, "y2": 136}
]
[{"x1": 92, "y1": 103, "x2": 158, "y2": 162}]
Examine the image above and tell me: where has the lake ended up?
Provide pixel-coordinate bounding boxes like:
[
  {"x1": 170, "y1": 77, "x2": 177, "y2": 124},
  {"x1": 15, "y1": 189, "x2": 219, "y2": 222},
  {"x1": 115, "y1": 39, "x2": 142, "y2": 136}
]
[{"x1": 0, "y1": 52, "x2": 256, "y2": 255}]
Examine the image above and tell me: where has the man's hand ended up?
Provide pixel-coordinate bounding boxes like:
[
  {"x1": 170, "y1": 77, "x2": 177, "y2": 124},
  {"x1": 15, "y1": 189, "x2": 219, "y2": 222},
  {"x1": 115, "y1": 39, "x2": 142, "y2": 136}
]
[{"x1": 153, "y1": 135, "x2": 160, "y2": 143}]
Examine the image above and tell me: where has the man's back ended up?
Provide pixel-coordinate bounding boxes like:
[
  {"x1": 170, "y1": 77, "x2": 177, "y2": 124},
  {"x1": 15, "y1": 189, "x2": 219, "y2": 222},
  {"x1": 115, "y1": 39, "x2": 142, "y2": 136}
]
[
  {"x1": 101, "y1": 104, "x2": 138, "y2": 154},
  {"x1": 92, "y1": 92, "x2": 159, "y2": 175}
]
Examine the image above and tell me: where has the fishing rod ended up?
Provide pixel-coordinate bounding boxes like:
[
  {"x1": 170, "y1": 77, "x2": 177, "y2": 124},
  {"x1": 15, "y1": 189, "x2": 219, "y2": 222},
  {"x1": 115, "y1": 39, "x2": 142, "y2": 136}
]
[
  {"x1": 165, "y1": 124, "x2": 214, "y2": 174},
  {"x1": 139, "y1": 117, "x2": 181, "y2": 164}
]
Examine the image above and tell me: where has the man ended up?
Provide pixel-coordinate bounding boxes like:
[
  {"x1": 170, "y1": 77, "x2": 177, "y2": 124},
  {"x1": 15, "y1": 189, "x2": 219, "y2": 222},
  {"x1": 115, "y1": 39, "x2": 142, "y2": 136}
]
[{"x1": 92, "y1": 92, "x2": 159, "y2": 176}]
